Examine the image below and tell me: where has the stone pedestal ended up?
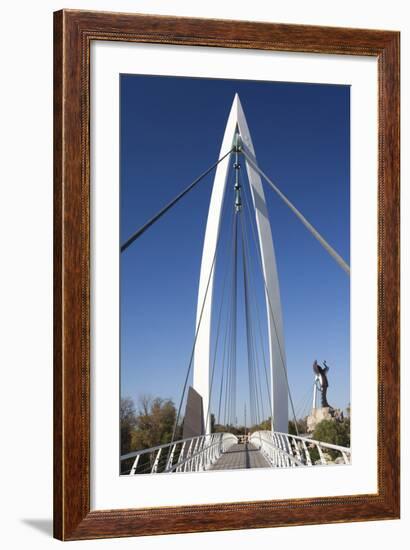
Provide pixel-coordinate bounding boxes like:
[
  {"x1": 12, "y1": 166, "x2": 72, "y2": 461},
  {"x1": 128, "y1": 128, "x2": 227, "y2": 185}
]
[
  {"x1": 183, "y1": 386, "x2": 205, "y2": 439},
  {"x1": 307, "y1": 407, "x2": 333, "y2": 433}
]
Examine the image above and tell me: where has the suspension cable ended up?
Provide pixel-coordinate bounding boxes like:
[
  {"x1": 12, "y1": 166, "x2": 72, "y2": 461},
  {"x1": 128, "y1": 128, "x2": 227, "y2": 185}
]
[
  {"x1": 205, "y1": 200, "x2": 237, "y2": 429},
  {"x1": 242, "y1": 147, "x2": 350, "y2": 275},
  {"x1": 295, "y1": 385, "x2": 314, "y2": 421},
  {"x1": 242, "y1": 187, "x2": 299, "y2": 435},
  {"x1": 241, "y1": 214, "x2": 267, "y2": 427},
  {"x1": 224, "y1": 214, "x2": 238, "y2": 426},
  {"x1": 241, "y1": 229, "x2": 258, "y2": 426},
  {"x1": 240, "y1": 210, "x2": 273, "y2": 424},
  {"x1": 242, "y1": 228, "x2": 254, "y2": 424},
  {"x1": 121, "y1": 148, "x2": 233, "y2": 252},
  {"x1": 230, "y1": 214, "x2": 238, "y2": 424},
  {"x1": 169, "y1": 177, "x2": 234, "y2": 446},
  {"x1": 242, "y1": 219, "x2": 270, "y2": 423},
  {"x1": 217, "y1": 273, "x2": 234, "y2": 424},
  {"x1": 217, "y1": 209, "x2": 238, "y2": 428}
]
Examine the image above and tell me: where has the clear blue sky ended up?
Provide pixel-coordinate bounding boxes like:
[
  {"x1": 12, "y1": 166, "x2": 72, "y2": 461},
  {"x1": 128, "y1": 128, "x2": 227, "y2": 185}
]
[{"x1": 120, "y1": 74, "x2": 350, "y2": 425}]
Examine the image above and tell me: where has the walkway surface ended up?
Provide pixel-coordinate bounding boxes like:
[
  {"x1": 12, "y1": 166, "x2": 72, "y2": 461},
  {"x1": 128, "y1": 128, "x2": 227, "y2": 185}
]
[{"x1": 210, "y1": 442, "x2": 270, "y2": 470}]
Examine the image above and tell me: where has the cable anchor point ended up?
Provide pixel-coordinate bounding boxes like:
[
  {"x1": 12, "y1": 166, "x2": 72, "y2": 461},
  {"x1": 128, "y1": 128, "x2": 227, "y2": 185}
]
[{"x1": 234, "y1": 132, "x2": 242, "y2": 212}]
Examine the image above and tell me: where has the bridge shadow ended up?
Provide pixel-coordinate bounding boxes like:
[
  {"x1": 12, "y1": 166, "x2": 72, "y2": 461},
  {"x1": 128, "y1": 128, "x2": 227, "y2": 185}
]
[
  {"x1": 210, "y1": 442, "x2": 269, "y2": 471},
  {"x1": 245, "y1": 442, "x2": 250, "y2": 468},
  {"x1": 245, "y1": 442, "x2": 263, "y2": 468},
  {"x1": 225, "y1": 442, "x2": 262, "y2": 468},
  {"x1": 223, "y1": 448, "x2": 249, "y2": 454}
]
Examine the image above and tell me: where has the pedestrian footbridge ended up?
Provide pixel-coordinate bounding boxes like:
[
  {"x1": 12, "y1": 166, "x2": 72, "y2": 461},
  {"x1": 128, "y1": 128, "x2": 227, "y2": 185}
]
[
  {"x1": 120, "y1": 431, "x2": 351, "y2": 475},
  {"x1": 120, "y1": 94, "x2": 351, "y2": 478}
]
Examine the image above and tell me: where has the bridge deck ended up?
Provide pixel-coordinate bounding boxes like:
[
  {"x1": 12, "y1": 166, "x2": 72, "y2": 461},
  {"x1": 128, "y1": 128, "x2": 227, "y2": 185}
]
[{"x1": 210, "y1": 442, "x2": 270, "y2": 470}]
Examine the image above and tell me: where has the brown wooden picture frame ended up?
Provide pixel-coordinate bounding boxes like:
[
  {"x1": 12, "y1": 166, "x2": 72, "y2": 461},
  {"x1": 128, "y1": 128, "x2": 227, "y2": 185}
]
[{"x1": 54, "y1": 9, "x2": 400, "y2": 541}]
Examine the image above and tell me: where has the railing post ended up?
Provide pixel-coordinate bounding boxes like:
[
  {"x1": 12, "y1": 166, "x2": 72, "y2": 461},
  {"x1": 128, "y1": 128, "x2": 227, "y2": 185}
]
[
  {"x1": 291, "y1": 437, "x2": 302, "y2": 461},
  {"x1": 130, "y1": 454, "x2": 140, "y2": 475},
  {"x1": 185, "y1": 438, "x2": 197, "y2": 472},
  {"x1": 151, "y1": 448, "x2": 162, "y2": 473},
  {"x1": 175, "y1": 441, "x2": 186, "y2": 472},
  {"x1": 317, "y1": 443, "x2": 327, "y2": 465},
  {"x1": 279, "y1": 434, "x2": 287, "y2": 467},
  {"x1": 212, "y1": 434, "x2": 218, "y2": 463},
  {"x1": 283, "y1": 434, "x2": 293, "y2": 457},
  {"x1": 301, "y1": 439, "x2": 312, "y2": 466},
  {"x1": 201, "y1": 437, "x2": 206, "y2": 470},
  {"x1": 205, "y1": 438, "x2": 210, "y2": 468},
  {"x1": 195, "y1": 437, "x2": 203, "y2": 471},
  {"x1": 283, "y1": 435, "x2": 293, "y2": 467},
  {"x1": 165, "y1": 443, "x2": 177, "y2": 472},
  {"x1": 191, "y1": 437, "x2": 199, "y2": 472}
]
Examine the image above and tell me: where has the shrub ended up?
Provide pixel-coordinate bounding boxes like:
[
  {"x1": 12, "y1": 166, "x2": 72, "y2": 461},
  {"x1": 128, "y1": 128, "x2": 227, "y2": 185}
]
[{"x1": 312, "y1": 418, "x2": 350, "y2": 460}]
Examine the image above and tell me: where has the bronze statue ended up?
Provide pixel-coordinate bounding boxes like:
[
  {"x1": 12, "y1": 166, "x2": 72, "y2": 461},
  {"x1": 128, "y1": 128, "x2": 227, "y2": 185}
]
[{"x1": 313, "y1": 360, "x2": 331, "y2": 408}]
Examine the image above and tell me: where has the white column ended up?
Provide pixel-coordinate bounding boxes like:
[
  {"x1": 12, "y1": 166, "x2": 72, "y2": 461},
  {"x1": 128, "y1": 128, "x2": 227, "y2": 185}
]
[
  {"x1": 236, "y1": 99, "x2": 288, "y2": 433},
  {"x1": 193, "y1": 94, "x2": 288, "y2": 434},
  {"x1": 192, "y1": 98, "x2": 237, "y2": 434}
]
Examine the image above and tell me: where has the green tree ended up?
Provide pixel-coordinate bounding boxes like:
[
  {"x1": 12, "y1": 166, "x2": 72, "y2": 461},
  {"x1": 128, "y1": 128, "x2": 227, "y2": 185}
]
[
  {"x1": 120, "y1": 397, "x2": 137, "y2": 455},
  {"x1": 312, "y1": 418, "x2": 350, "y2": 460},
  {"x1": 213, "y1": 423, "x2": 246, "y2": 436},
  {"x1": 288, "y1": 417, "x2": 308, "y2": 435},
  {"x1": 252, "y1": 418, "x2": 271, "y2": 431},
  {"x1": 131, "y1": 395, "x2": 177, "y2": 451}
]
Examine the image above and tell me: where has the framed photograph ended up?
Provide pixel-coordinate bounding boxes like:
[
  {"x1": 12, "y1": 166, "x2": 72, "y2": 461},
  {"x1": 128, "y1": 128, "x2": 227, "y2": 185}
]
[{"x1": 54, "y1": 9, "x2": 400, "y2": 540}]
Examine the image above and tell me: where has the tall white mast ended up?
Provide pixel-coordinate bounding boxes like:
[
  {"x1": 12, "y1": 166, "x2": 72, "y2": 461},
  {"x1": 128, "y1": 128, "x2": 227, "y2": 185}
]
[{"x1": 193, "y1": 94, "x2": 288, "y2": 434}]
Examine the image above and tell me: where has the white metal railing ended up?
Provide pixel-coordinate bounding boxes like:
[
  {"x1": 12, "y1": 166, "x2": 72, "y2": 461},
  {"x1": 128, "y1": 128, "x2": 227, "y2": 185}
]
[
  {"x1": 250, "y1": 431, "x2": 351, "y2": 467},
  {"x1": 121, "y1": 433, "x2": 238, "y2": 475}
]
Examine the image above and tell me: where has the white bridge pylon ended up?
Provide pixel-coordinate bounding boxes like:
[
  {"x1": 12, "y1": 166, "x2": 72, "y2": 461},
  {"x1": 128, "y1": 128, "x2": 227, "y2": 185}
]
[{"x1": 193, "y1": 94, "x2": 288, "y2": 434}]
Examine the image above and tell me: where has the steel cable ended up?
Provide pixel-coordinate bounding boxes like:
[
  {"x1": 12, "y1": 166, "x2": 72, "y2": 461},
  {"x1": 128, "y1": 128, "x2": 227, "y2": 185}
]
[
  {"x1": 121, "y1": 148, "x2": 233, "y2": 252},
  {"x1": 242, "y1": 148, "x2": 350, "y2": 275}
]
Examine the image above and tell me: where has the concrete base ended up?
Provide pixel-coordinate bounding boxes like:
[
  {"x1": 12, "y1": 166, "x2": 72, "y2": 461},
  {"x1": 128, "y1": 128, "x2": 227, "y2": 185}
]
[
  {"x1": 307, "y1": 407, "x2": 345, "y2": 433},
  {"x1": 183, "y1": 386, "x2": 205, "y2": 439},
  {"x1": 307, "y1": 407, "x2": 333, "y2": 433}
]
